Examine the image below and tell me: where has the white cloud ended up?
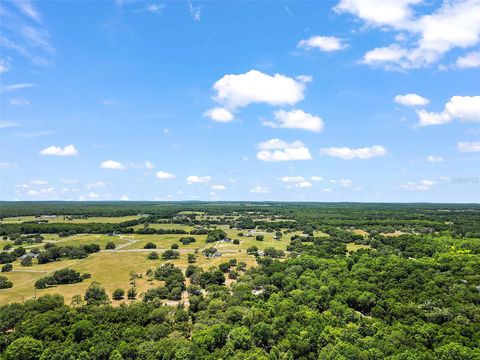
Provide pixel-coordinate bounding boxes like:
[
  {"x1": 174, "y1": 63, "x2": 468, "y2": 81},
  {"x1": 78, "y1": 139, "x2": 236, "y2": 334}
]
[
  {"x1": 0, "y1": 162, "x2": 18, "y2": 169},
  {"x1": 30, "y1": 180, "x2": 47, "y2": 185},
  {"x1": 334, "y1": 0, "x2": 420, "y2": 27},
  {"x1": 40, "y1": 144, "x2": 79, "y2": 157},
  {"x1": 339, "y1": 179, "x2": 353, "y2": 187},
  {"x1": 1, "y1": 1, "x2": 55, "y2": 66},
  {"x1": 427, "y1": 155, "x2": 444, "y2": 162},
  {"x1": 0, "y1": 120, "x2": 21, "y2": 129},
  {"x1": 145, "y1": 3, "x2": 165, "y2": 14},
  {"x1": 101, "y1": 160, "x2": 125, "y2": 170},
  {"x1": 203, "y1": 107, "x2": 234, "y2": 122},
  {"x1": 296, "y1": 181, "x2": 312, "y2": 188},
  {"x1": 280, "y1": 176, "x2": 306, "y2": 183},
  {"x1": 311, "y1": 176, "x2": 323, "y2": 181},
  {"x1": 145, "y1": 161, "x2": 155, "y2": 169},
  {"x1": 14, "y1": 0, "x2": 41, "y2": 21},
  {"x1": 417, "y1": 95, "x2": 480, "y2": 126},
  {"x1": 211, "y1": 184, "x2": 226, "y2": 190},
  {"x1": 156, "y1": 171, "x2": 176, "y2": 179},
  {"x1": 9, "y1": 98, "x2": 30, "y2": 106},
  {"x1": 120, "y1": 195, "x2": 130, "y2": 201},
  {"x1": 338, "y1": 0, "x2": 480, "y2": 69},
  {"x1": 101, "y1": 99, "x2": 119, "y2": 106},
  {"x1": 263, "y1": 109, "x2": 324, "y2": 132},
  {"x1": 0, "y1": 59, "x2": 10, "y2": 73},
  {"x1": 456, "y1": 50, "x2": 480, "y2": 68},
  {"x1": 416, "y1": 109, "x2": 452, "y2": 126},
  {"x1": 1, "y1": 83, "x2": 35, "y2": 93},
  {"x1": 250, "y1": 185, "x2": 269, "y2": 193},
  {"x1": 188, "y1": 1, "x2": 201, "y2": 21},
  {"x1": 399, "y1": 179, "x2": 436, "y2": 191},
  {"x1": 320, "y1": 145, "x2": 387, "y2": 159},
  {"x1": 187, "y1": 175, "x2": 211, "y2": 184},
  {"x1": 457, "y1": 141, "x2": 480, "y2": 152},
  {"x1": 394, "y1": 93, "x2": 430, "y2": 106},
  {"x1": 86, "y1": 181, "x2": 107, "y2": 190},
  {"x1": 257, "y1": 139, "x2": 312, "y2": 162},
  {"x1": 27, "y1": 187, "x2": 55, "y2": 196},
  {"x1": 298, "y1": 35, "x2": 347, "y2": 52},
  {"x1": 211, "y1": 70, "x2": 308, "y2": 110}
]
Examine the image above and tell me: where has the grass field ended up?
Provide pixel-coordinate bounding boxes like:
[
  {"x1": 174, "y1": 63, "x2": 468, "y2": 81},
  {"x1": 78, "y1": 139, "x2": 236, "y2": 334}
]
[
  {"x1": 0, "y1": 225, "x2": 283, "y2": 306},
  {"x1": 0, "y1": 219, "x2": 367, "y2": 306},
  {"x1": 1, "y1": 215, "x2": 140, "y2": 224}
]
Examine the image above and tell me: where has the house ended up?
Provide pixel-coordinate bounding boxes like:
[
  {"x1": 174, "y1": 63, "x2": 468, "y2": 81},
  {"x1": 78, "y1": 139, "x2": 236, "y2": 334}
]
[
  {"x1": 20, "y1": 253, "x2": 39, "y2": 260},
  {"x1": 222, "y1": 238, "x2": 231, "y2": 243}
]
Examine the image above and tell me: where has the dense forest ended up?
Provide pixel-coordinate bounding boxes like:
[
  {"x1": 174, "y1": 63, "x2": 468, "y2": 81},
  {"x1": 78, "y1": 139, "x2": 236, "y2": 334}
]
[{"x1": 0, "y1": 202, "x2": 479, "y2": 359}]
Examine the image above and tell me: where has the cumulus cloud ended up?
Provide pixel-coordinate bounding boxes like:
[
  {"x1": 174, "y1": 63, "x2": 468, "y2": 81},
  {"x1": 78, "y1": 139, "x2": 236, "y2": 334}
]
[
  {"x1": 263, "y1": 109, "x2": 324, "y2": 132},
  {"x1": 211, "y1": 70, "x2": 308, "y2": 111},
  {"x1": 298, "y1": 35, "x2": 347, "y2": 52},
  {"x1": 417, "y1": 95, "x2": 480, "y2": 126},
  {"x1": 250, "y1": 185, "x2": 269, "y2": 193},
  {"x1": 337, "y1": 0, "x2": 480, "y2": 69},
  {"x1": 156, "y1": 171, "x2": 176, "y2": 179},
  {"x1": 100, "y1": 160, "x2": 125, "y2": 170},
  {"x1": 394, "y1": 93, "x2": 430, "y2": 106},
  {"x1": 456, "y1": 50, "x2": 480, "y2": 68},
  {"x1": 311, "y1": 176, "x2": 323, "y2": 181},
  {"x1": 203, "y1": 107, "x2": 234, "y2": 122},
  {"x1": 187, "y1": 175, "x2": 211, "y2": 184},
  {"x1": 320, "y1": 145, "x2": 387, "y2": 160},
  {"x1": 335, "y1": 0, "x2": 420, "y2": 27},
  {"x1": 40, "y1": 144, "x2": 79, "y2": 157},
  {"x1": 427, "y1": 155, "x2": 444, "y2": 162},
  {"x1": 399, "y1": 179, "x2": 436, "y2": 191},
  {"x1": 120, "y1": 195, "x2": 130, "y2": 201},
  {"x1": 457, "y1": 141, "x2": 480, "y2": 152},
  {"x1": 257, "y1": 139, "x2": 312, "y2": 162}
]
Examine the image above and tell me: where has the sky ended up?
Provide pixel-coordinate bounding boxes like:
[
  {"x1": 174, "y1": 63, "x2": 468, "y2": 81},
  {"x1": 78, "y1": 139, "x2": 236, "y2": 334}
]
[{"x1": 0, "y1": 0, "x2": 479, "y2": 203}]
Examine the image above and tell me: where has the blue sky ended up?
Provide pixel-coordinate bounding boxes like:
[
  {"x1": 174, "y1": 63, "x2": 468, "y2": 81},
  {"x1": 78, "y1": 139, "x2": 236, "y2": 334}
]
[{"x1": 1, "y1": 0, "x2": 479, "y2": 202}]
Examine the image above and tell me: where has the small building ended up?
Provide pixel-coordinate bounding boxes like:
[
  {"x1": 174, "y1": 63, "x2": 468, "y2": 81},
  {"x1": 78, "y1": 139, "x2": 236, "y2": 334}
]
[
  {"x1": 222, "y1": 238, "x2": 231, "y2": 243},
  {"x1": 20, "y1": 253, "x2": 39, "y2": 260}
]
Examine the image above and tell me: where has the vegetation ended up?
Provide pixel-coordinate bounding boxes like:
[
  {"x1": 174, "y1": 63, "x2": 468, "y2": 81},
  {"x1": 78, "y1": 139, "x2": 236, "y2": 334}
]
[{"x1": 0, "y1": 202, "x2": 479, "y2": 358}]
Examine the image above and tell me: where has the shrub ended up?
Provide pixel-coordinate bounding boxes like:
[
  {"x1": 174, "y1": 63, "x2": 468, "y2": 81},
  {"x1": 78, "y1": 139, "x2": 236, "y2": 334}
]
[
  {"x1": 127, "y1": 287, "x2": 137, "y2": 300},
  {"x1": 255, "y1": 235, "x2": 264, "y2": 241},
  {"x1": 84, "y1": 282, "x2": 109, "y2": 305},
  {"x1": 1, "y1": 263, "x2": 13, "y2": 272},
  {"x1": 105, "y1": 242, "x2": 116, "y2": 250},
  {"x1": 20, "y1": 256, "x2": 33, "y2": 266},
  {"x1": 171, "y1": 243, "x2": 179, "y2": 249},
  {"x1": 0, "y1": 275, "x2": 13, "y2": 289},
  {"x1": 233, "y1": 239, "x2": 240, "y2": 245},
  {"x1": 144, "y1": 242, "x2": 156, "y2": 249},
  {"x1": 112, "y1": 288, "x2": 125, "y2": 300},
  {"x1": 148, "y1": 251, "x2": 159, "y2": 260},
  {"x1": 162, "y1": 249, "x2": 180, "y2": 260}
]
